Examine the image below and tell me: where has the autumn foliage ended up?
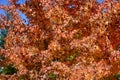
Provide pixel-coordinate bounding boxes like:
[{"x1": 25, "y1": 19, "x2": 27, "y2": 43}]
[{"x1": 0, "y1": 0, "x2": 120, "y2": 79}]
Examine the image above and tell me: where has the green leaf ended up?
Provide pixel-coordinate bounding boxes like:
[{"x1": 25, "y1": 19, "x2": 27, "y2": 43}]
[
  {"x1": 0, "y1": 35, "x2": 5, "y2": 40},
  {"x1": 67, "y1": 54, "x2": 76, "y2": 61},
  {"x1": 0, "y1": 67, "x2": 4, "y2": 74},
  {"x1": 0, "y1": 40, "x2": 5, "y2": 47},
  {"x1": 0, "y1": 29, "x2": 8, "y2": 48},
  {"x1": 2, "y1": 64, "x2": 17, "y2": 75},
  {"x1": 75, "y1": 34, "x2": 82, "y2": 39},
  {"x1": 19, "y1": 75, "x2": 24, "y2": 80},
  {"x1": 48, "y1": 73, "x2": 56, "y2": 80},
  {"x1": 1, "y1": 29, "x2": 8, "y2": 37},
  {"x1": 115, "y1": 74, "x2": 120, "y2": 80}
]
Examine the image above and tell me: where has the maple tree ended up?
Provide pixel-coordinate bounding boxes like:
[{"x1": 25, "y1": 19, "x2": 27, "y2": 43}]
[{"x1": 0, "y1": 0, "x2": 120, "y2": 79}]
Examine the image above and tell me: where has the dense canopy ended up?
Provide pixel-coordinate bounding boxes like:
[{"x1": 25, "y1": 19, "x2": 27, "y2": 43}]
[{"x1": 0, "y1": 0, "x2": 120, "y2": 80}]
